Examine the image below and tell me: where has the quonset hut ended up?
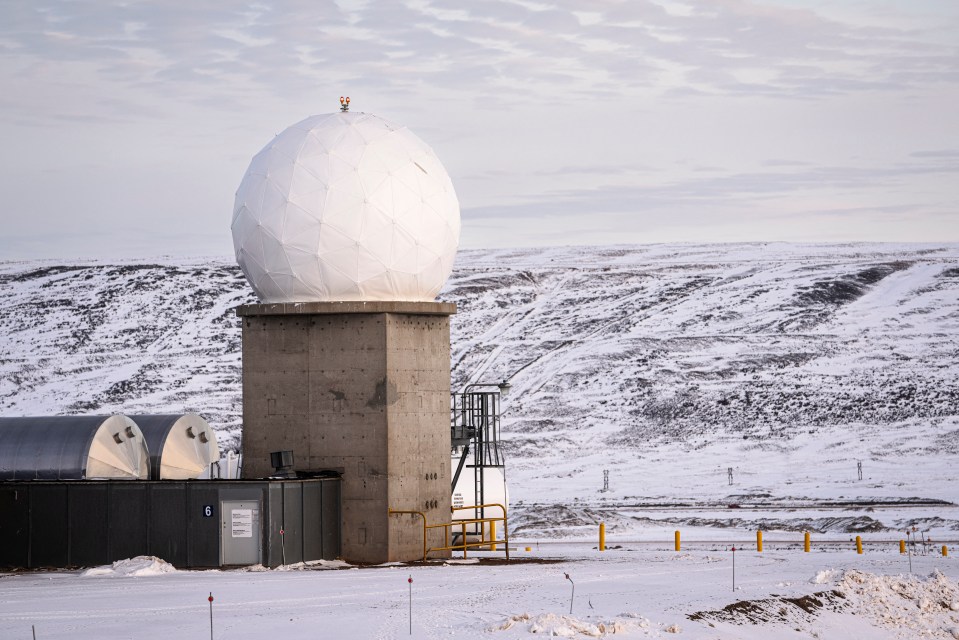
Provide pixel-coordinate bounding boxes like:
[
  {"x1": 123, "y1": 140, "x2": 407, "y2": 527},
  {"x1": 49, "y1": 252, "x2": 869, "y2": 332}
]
[
  {"x1": 130, "y1": 413, "x2": 220, "y2": 480},
  {"x1": 0, "y1": 412, "x2": 342, "y2": 569},
  {"x1": 0, "y1": 415, "x2": 149, "y2": 480}
]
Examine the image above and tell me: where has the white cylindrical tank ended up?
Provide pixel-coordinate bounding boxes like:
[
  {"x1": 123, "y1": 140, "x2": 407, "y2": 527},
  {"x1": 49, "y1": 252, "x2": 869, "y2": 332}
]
[
  {"x1": 451, "y1": 456, "x2": 509, "y2": 539},
  {"x1": 0, "y1": 415, "x2": 149, "y2": 480},
  {"x1": 130, "y1": 414, "x2": 220, "y2": 480}
]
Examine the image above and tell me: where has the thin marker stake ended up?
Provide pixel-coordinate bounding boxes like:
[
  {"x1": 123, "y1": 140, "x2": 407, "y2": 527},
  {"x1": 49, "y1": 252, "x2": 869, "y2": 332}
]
[
  {"x1": 733, "y1": 547, "x2": 736, "y2": 591},
  {"x1": 208, "y1": 592, "x2": 214, "y2": 640},
  {"x1": 906, "y1": 530, "x2": 913, "y2": 574},
  {"x1": 408, "y1": 575, "x2": 413, "y2": 635}
]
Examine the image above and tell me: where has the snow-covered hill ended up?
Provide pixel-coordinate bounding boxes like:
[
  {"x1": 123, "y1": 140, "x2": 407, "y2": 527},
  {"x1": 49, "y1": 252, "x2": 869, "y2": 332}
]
[{"x1": 2, "y1": 242, "x2": 958, "y2": 536}]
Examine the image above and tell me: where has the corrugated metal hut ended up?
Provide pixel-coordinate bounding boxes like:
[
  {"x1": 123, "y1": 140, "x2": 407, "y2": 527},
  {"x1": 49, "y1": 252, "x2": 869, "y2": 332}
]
[
  {"x1": 130, "y1": 414, "x2": 220, "y2": 479},
  {"x1": 0, "y1": 415, "x2": 149, "y2": 480}
]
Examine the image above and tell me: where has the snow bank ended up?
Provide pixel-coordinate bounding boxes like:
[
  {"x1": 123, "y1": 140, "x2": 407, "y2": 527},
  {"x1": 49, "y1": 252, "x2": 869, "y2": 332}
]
[
  {"x1": 241, "y1": 564, "x2": 270, "y2": 572},
  {"x1": 240, "y1": 559, "x2": 351, "y2": 572},
  {"x1": 810, "y1": 568, "x2": 842, "y2": 584},
  {"x1": 839, "y1": 569, "x2": 959, "y2": 637},
  {"x1": 275, "y1": 559, "x2": 351, "y2": 571},
  {"x1": 692, "y1": 568, "x2": 959, "y2": 636},
  {"x1": 493, "y1": 612, "x2": 653, "y2": 636},
  {"x1": 81, "y1": 556, "x2": 176, "y2": 578}
]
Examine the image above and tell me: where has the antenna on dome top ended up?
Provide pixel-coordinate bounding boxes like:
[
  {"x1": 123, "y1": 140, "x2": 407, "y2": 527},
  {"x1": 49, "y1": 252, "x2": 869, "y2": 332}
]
[{"x1": 339, "y1": 96, "x2": 350, "y2": 112}]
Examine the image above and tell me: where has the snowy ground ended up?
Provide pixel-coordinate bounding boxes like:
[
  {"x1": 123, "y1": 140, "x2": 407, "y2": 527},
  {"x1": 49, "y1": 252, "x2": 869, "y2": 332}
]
[
  {"x1": 1, "y1": 243, "x2": 959, "y2": 637},
  {"x1": 2, "y1": 545, "x2": 957, "y2": 639},
  {"x1": 2, "y1": 243, "x2": 957, "y2": 541},
  {"x1": 508, "y1": 415, "x2": 959, "y2": 544}
]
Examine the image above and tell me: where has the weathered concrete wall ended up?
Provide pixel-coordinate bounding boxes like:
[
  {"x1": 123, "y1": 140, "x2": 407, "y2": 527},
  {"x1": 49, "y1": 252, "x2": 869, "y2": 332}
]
[{"x1": 237, "y1": 302, "x2": 454, "y2": 563}]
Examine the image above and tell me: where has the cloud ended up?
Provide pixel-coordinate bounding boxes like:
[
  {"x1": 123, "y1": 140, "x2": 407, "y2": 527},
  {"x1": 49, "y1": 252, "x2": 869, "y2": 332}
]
[
  {"x1": 0, "y1": 1, "x2": 957, "y2": 258},
  {"x1": 462, "y1": 153, "x2": 959, "y2": 221},
  {"x1": 911, "y1": 149, "x2": 959, "y2": 159},
  {"x1": 3, "y1": 0, "x2": 956, "y2": 112}
]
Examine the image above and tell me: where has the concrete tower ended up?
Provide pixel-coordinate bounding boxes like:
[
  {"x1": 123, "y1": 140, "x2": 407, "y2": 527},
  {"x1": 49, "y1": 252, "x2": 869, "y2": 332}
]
[{"x1": 231, "y1": 108, "x2": 460, "y2": 562}]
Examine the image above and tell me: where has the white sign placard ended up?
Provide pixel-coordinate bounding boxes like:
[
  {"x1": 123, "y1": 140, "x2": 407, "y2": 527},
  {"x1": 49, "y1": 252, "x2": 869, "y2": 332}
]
[{"x1": 231, "y1": 508, "x2": 254, "y2": 538}]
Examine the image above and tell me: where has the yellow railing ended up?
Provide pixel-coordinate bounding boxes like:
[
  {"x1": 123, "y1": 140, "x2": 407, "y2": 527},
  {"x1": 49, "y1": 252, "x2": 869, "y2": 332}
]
[{"x1": 388, "y1": 503, "x2": 509, "y2": 561}]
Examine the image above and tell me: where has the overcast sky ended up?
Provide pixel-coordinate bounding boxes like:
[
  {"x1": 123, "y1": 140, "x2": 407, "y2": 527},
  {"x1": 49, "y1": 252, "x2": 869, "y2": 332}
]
[{"x1": 1, "y1": 0, "x2": 957, "y2": 260}]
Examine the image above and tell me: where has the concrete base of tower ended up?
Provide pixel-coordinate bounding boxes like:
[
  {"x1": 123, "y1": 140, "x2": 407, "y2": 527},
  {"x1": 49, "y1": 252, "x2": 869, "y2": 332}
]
[{"x1": 236, "y1": 301, "x2": 455, "y2": 563}]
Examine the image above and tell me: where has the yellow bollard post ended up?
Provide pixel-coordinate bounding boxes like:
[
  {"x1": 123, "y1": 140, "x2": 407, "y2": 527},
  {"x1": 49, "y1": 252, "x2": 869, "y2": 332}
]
[
  {"x1": 900, "y1": 540, "x2": 906, "y2": 554},
  {"x1": 675, "y1": 530, "x2": 681, "y2": 552},
  {"x1": 856, "y1": 535, "x2": 863, "y2": 554},
  {"x1": 599, "y1": 523, "x2": 606, "y2": 552},
  {"x1": 943, "y1": 545, "x2": 949, "y2": 557},
  {"x1": 757, "y1": 530, "x2": 763, "y2": 553},
  {"x1": 490, "y1": 520, "x2": 497, "y2": 551},
  {"x1": 804, "y1": 531, "x2": 810, "y2": 553}
]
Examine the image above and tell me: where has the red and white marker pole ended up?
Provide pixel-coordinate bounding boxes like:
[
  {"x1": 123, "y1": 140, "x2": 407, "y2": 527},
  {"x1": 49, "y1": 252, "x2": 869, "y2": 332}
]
[
  {"x1": 408, "y1": 576, "x2": 413, "y2": 635},
  {"x1": 208, "y1": 592, "x2": 214, "y2": 640}
]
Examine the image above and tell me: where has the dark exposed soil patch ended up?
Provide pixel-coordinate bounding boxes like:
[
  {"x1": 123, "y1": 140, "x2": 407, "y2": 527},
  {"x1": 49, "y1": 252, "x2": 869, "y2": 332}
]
[
  {"x1": 5, "y1": 265, "x2": 91, "y2": 283},
  {"x1": 688, "y1": 590, "x2": 846, "y2": 624},
  {"x1": 794, "y1": 262, "x2": 910, "y2": 308}
]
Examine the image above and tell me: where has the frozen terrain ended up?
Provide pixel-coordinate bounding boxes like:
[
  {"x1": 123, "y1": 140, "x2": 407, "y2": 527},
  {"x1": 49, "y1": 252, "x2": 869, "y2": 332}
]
[
  {"x1": 1, "y1": 242, "x2": 958, "y2": 541},
  {"x1": 2, "y1": 242, "x2": 959, "y2": 639},
  {"x1": 2, "y1": 546, "x2": 958, "y2": 639}
]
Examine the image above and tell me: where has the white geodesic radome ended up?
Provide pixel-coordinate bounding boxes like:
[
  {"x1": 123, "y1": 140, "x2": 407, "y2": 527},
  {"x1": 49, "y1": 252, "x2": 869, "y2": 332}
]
[{"x1": 231, "y1": 111, "x2": 461, "y2": 302}]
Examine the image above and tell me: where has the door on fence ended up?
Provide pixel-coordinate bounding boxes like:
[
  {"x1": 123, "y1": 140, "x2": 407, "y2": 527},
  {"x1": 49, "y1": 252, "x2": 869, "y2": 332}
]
[{"x1": 220, "y1": 500, "x2": 261, "y2": 565}]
